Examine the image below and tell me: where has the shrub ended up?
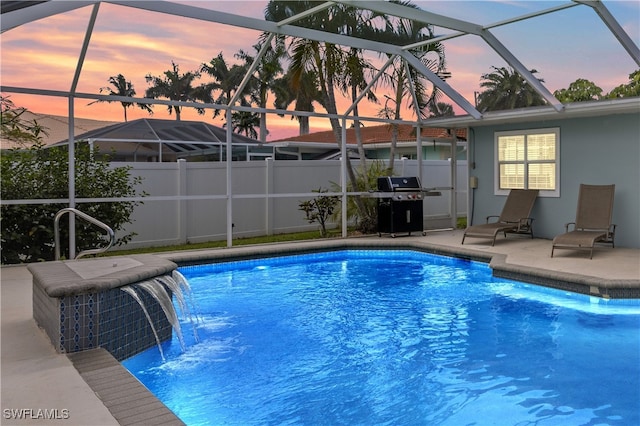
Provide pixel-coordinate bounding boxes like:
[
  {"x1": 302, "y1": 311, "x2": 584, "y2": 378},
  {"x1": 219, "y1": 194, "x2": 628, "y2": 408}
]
[
  {"x1": 330, "y1": 161, "x2": 387, "y2": 234},
  {"x1": 1, "y1": 142, "x2": 145, "y2": 263},
  {"x1": 298, "y1": 188, "x2": 339, "y2": 237}
]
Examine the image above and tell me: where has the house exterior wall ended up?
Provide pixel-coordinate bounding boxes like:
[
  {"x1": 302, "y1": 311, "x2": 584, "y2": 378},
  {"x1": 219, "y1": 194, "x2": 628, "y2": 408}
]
[{"x1": 469, "y1": 112, "x2": 639, "y2": 248}]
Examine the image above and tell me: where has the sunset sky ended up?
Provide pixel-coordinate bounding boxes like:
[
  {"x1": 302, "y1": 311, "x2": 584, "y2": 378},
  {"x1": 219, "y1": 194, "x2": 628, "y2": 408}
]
[{"x1": 1, "y1": 0, "x2": 638, "y2": 141}]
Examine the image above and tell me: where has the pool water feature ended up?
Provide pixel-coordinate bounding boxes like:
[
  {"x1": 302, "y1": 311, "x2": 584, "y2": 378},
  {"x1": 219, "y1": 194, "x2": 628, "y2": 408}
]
[{"x1": 123, "y1": 250, "x2": 640, "y2": 425}]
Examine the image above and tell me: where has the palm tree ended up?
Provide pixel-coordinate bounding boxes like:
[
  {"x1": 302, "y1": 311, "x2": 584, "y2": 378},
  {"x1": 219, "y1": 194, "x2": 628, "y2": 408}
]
[
  {"x1": 201, "y1": 52, "x2": 263, "y2": 137},
  {"x1": 370, "y1": 0, "x2": 447, "y2": 173},
  {"x1": 476, "y1": 66, "x2": 546, "y2": 112},
  {"x1": 266, "y1": 1, "x2": 372, "y2": 230},
  {"x1": 340, "y1": 46, "x2": 379, "y2": 178},
  {"x1": 201, "y1": 52, "x2": 250, "y2": 114},
  {"x1": 272, "y1": 68, "x2": 321, "y2": 136},
  {"x1": 265, "y1": 1, "x2": 347, "y2": 142},
  {"x1": 145, "y1": 62, "x2": 212, "y2": 120},
  {"x1": 227, "y1": 111, "x2": 260, "y2": 139},
  {"x1": 236, "y1": 39, "x2": 286, "y2": 142},
  {"x1": 89, "y1": 74, "x2": 152, "y2": 121},
  {"x1": 265, "y1": 0, "x2": 443, "y2": 232},
  {"x1": 428, "y1": 101, "x2": 454, "y2": 117}
]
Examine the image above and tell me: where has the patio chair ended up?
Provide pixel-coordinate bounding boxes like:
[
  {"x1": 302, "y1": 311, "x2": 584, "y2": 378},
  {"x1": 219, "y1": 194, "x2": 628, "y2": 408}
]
[
  {"x1": 551, "y1": 184, "x2": 616, "y2": 259},
  {"x1": 461, "y1": 189, "x2": 539, "y2": 246}
]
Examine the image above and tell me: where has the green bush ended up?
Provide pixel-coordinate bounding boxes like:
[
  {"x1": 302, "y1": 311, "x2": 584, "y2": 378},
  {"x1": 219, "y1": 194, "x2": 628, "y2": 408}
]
[
  {"x1": 330, "y1": 161, "x2": 387, "y2": 234},
  {"x1": 1, "y1": 143, "x2": 145, "y2": 263},
  {"x1": 298, "y1": 188, "x2": 339, "y2": 237}
]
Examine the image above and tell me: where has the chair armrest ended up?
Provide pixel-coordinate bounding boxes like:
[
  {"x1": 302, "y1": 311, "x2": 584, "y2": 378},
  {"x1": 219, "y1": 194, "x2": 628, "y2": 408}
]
[
  {"x1": 516, "y1": 217, "x2": 534, "y2": 232},
  {"x1": 564, "y1": 222, "x2": 576, "y2": 232},
  {"x1": 485, "y1": 215, "x2": 500, "y2": 223}
]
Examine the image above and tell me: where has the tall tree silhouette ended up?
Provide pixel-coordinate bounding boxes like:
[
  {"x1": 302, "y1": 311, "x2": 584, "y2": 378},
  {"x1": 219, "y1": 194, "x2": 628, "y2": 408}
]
[
  {"x1": 89, "y1": 74, "x2": 152, "y2": 121},
  {"x1": 236, "y1": 40, "x2": 285, "y2": 142},
  {"x1": 370, "y1": 0, "x2": 446, "y2": 172},
  {"x1": 606, "y1": 70, "x2": 640, "y2": 98},
  {"x1": 145, "y1": 62, "x2": 212, "y2": 120},
  {"x1": 272, "y1": 68, "x2": 320, "y2": 136},
  {"x1": 476, "y1": 66, "x2": 545, "y2": 112}
]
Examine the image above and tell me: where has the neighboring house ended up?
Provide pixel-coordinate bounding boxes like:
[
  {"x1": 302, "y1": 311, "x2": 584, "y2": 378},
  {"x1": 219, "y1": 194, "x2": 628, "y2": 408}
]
[
  {"x1": 1, "y1": 114, "x2": 272, "y2": 162},
  {"x1": 5, "y1": 114, "x2": 466, "y2": 163},
  {"x1": 270, "y1": 124, "x2": 467, "y2": 161},
  {"x1": 49, "y1": 118, "x2": 267, "y2": 162},
  {"x1": 0, "y1": 111, "x2": 119, "y2": 150},
  {"x1": 427, "y1": 99, "x2": 640, "y2": 248}
]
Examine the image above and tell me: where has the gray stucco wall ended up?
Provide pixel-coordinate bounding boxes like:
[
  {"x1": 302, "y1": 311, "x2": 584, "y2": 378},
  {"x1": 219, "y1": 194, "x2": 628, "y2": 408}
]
[{"x1": 468, "y1": 112, "x2": 639, "y2": 248}]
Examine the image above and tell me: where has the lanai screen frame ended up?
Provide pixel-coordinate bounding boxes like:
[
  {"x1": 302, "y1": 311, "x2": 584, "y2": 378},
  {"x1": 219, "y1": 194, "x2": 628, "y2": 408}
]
[{"x1": 2, "y1": 1, "x2": 639, "y2": 251}]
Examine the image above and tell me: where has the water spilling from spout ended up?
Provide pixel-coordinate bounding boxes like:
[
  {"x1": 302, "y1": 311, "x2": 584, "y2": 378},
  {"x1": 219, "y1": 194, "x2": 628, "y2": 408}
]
[
  {"x1": 173, "y1": 270, "x2": 199, "y2": 317},
  {"x1": 120, "y1": 285, "x2": 166, "y2": 361},
  {"x1": 157, "y1": 271, "x2": 200, "y2": 342},
  {"x1": 120, "y1": 272, "x2": 200, "y2": 359},
  {"x1": 136, "y1": 279, "x2": 186, "y2": 351}
]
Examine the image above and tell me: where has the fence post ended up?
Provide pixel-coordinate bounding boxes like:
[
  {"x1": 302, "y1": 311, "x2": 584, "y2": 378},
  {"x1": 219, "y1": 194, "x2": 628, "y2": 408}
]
[
  {"x1": 265, "y1": 157, "x2": 274, "y2": 236},
  {"x1": 177, "y1": 159, "x2": 188, "y2": 245},
  {"x1": 400, "y1": 157, "x2": 408, "y2": 176}
]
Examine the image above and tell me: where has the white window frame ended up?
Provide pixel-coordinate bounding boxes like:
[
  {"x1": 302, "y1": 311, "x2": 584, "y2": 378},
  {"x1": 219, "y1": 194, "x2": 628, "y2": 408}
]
[{"x1": 494, "y1": 127, "x2": 560, "y2": 197}]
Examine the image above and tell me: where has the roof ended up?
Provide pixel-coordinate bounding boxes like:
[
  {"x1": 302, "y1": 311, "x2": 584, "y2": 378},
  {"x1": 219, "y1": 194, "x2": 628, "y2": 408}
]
[
  {"x1": 49, "y1": 118, "x2": 262, "y2": 158},
  {"x1": 422, "y1": 97, "x2": 640, "y2": 128},
  {"x1": 57, "y1": 118, "x2": 260, "y2": 145},
  {"x1": 0, "y1": 111, "x2": 119, "y2": 150},
  {"x1": 271, "y1": 124, "x2": 466, "y2": 145}
]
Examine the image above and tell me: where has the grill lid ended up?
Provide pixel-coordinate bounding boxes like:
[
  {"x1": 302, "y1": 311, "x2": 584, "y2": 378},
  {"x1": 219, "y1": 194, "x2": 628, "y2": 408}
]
[{"x1": 377, "y1": 176, "x2": 421, "y2": 192}]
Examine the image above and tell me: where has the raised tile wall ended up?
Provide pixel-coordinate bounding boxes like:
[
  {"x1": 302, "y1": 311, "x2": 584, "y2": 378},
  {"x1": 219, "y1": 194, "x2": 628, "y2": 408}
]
[{"x1": 33, "y1": 281, "x2": 173, "y2": 361}]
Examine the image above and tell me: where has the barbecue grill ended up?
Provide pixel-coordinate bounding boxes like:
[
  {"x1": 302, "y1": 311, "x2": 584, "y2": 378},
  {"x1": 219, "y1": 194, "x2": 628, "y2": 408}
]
[{"x1": 374, "y1": 176, "x2": 426, "y2": 237}]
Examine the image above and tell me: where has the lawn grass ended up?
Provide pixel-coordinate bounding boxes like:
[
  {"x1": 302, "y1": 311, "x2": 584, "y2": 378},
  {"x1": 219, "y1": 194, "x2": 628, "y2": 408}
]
[
  {"x1": 102, "y1": 230, "x2": 336, "y2": 257},
  {"x1": 104, "y1": 218, "x2": 466, "y2": 257}
]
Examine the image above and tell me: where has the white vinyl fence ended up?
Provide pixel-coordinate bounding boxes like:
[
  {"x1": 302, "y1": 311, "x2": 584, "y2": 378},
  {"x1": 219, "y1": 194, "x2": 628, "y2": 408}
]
[{"x1": 117, "y1": 159, "x2": 468, "y2": 248}]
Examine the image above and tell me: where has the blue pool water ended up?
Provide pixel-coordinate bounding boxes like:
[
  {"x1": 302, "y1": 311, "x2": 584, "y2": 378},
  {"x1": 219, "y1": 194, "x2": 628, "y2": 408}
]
[{"x1": 123, "y1": 250, "x2": 640, "y2": 426}]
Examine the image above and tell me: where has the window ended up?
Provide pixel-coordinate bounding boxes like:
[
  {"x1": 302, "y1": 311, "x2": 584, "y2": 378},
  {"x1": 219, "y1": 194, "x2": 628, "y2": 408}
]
[{"x1": 495, "y1": 128, "x2": 559, "y2": 197}]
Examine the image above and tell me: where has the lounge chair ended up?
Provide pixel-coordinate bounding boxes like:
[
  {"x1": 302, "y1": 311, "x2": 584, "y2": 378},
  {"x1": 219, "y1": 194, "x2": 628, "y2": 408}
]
[
  {"x1": 551, "y1": 184, "x2": 616, "y2": 259},
  {"x1": 462, "y1": 189, "x2": 539, "y2": 246}
]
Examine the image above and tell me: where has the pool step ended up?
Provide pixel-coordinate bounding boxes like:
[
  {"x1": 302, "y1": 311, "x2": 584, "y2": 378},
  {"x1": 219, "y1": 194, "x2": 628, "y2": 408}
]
[{"x1": 68, "y1": 348, "x2": 184, "y2": 426}]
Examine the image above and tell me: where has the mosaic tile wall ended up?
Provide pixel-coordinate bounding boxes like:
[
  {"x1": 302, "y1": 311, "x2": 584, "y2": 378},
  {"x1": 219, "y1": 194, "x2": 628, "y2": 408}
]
[
  {"x1": 98, "y1": 287, "x2": 172, "y2": 361},
  {"x1": 33, "y1": 282, "x2": 173, "y2": 361}
]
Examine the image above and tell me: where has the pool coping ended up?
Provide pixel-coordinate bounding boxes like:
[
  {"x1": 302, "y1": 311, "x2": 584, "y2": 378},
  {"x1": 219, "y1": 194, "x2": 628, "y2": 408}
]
[
  {"x1": 27, "y1": 254, "x2": 177, "y2": 298},
  {"x1": 159, "y1": 238, "x2": 640, "y2": 298},
  {"x1": 67, "y1": 348, "x2": 184, "y2": 425}
]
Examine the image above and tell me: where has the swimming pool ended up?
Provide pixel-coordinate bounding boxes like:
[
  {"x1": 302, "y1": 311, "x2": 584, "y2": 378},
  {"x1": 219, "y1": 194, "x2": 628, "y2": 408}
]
[{"x1": 123, "y1": 250, "x2": 640, "y2": 425}]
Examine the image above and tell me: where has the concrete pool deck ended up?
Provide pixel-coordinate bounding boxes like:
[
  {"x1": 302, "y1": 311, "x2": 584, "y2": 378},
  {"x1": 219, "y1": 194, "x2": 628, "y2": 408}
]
[{"x1": 2, "y1": 230, "x2": 639, "y2": 425}]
